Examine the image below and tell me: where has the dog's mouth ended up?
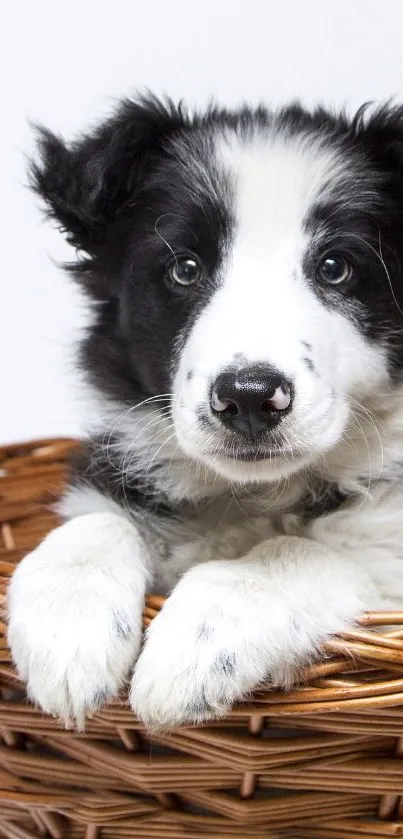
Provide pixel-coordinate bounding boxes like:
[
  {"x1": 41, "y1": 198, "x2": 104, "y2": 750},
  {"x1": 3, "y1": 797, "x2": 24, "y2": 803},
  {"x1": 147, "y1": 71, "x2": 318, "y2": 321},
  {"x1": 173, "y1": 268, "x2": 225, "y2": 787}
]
[
  {"x1": 214, "y1": 445, "x2": 300, "y2": 463},
  {"x1": 197, "y1": 442, "x2": 308, "y2": 482}
]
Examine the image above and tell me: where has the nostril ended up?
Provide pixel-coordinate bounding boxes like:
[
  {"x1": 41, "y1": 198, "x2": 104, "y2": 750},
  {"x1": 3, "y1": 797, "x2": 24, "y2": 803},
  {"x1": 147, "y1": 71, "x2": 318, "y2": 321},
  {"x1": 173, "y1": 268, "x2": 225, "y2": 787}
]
[
  {"x1": 211, "y1": 389, "x2": 239, "y2": 414},
  {"x1": 261, "y1": 384, "x2": 292, "y2": 413},
  {"x1": 222, "y1": 401, "x2": 238, "y2": 415},
  {"x1": 260, "y1": 399, "x2": 273, "y2": 413}
]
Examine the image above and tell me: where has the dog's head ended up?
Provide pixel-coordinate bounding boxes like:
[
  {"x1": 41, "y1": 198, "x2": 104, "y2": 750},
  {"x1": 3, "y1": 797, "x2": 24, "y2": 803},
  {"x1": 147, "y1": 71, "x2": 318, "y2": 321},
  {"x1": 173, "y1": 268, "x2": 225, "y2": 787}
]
[{"x1": 32, "y1": 97, "x2": 403, "y2": 484}]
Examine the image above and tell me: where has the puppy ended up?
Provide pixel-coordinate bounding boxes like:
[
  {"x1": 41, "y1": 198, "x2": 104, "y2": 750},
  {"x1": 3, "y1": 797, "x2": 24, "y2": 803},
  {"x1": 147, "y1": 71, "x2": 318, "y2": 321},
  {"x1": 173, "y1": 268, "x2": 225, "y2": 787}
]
[{"x1": 8, "y1": 97, "x2": 403, "y2": 729}]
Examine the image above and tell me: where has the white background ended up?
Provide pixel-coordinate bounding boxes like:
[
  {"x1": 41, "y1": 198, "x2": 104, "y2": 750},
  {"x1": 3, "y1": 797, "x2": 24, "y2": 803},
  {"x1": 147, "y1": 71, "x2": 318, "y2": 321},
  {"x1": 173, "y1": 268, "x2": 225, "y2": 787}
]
[{"x1": 2, "y1": 0, "x2": 403, "y2": 444}]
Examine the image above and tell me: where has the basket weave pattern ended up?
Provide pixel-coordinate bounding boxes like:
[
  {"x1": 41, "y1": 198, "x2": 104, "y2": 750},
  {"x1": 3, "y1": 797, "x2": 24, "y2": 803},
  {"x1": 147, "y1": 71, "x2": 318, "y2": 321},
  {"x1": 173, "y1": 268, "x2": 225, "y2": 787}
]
[{"x1": 1, "y1": 439, "x2": 403, "y2": 837}]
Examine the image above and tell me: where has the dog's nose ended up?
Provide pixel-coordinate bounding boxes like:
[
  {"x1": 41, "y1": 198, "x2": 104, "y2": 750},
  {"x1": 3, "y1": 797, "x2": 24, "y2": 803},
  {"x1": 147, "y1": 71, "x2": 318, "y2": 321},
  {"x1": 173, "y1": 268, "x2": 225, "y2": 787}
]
[{"x1": 211, "y1": 366, "x2": 292, "y2": 435}]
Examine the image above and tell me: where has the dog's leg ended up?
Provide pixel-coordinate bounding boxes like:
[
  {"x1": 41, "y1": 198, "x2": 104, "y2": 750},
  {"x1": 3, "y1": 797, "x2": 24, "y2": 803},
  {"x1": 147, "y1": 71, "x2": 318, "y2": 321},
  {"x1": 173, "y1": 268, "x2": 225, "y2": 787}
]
[
  {"x1": 8, "y1": 511, "x2": 151, "y2": 727},
  {"x1": 130, "y1": 535, "x2": 383, "y2": 729}
]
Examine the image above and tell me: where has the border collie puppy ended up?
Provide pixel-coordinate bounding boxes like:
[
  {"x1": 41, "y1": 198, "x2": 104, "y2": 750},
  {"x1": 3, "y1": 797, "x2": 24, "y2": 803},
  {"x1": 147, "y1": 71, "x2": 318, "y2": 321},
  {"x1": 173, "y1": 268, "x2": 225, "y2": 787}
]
[{"x1": 8, "y1": 97, "x2": 403, "y2": 729}]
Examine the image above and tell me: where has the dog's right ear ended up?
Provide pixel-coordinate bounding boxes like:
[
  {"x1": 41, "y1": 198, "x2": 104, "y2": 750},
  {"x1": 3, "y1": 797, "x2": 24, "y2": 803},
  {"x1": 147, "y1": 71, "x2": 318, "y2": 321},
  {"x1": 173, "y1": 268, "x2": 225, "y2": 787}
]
[{"x1": 30, "y1": 95, "x2": 187, "y2": 256}]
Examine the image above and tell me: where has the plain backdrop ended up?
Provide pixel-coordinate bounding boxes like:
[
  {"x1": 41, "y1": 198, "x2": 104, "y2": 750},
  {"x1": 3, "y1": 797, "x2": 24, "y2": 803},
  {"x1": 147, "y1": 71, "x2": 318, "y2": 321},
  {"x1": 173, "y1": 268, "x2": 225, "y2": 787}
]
[{"x1": 2, "y1": 0, "x2": 403, "y2": 443}]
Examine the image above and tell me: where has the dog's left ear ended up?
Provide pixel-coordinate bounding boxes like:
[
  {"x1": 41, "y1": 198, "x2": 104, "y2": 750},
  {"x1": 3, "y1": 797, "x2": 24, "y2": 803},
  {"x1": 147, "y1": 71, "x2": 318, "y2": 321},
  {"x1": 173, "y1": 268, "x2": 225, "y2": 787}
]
[
  {"x1": 352, "y1": 104, "x2": 403, "y2": 182},
  {"x1": 30, "y1": 95, "x2": 187, "y2": 258}
]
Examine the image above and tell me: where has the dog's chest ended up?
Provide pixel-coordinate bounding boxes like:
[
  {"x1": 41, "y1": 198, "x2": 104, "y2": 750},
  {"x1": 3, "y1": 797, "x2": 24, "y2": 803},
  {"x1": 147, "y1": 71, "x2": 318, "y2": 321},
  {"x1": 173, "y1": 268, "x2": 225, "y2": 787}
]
[
  {"x1": 150, "y1": 479, "x2": 349, "y2": 593},
  {"x1": 150, "y1": 491, "x2": 290, "y2": 593}
]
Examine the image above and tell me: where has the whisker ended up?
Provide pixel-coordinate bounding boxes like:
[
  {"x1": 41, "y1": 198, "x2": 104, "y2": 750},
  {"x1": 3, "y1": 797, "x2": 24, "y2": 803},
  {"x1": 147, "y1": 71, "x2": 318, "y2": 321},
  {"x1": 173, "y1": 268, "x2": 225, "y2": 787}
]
[
  {"x1": 147, "y1": 431, "x2": 178, "y2": 473},
  {"x1": 101, "y1": 394, "x2": 173, "y2": 472},
  {"x1": 154, "y1": 215, "x2": 178, "y2": 265},
  {"x1": 347, "y1": 395, "x2": 385, "y2": 479}
]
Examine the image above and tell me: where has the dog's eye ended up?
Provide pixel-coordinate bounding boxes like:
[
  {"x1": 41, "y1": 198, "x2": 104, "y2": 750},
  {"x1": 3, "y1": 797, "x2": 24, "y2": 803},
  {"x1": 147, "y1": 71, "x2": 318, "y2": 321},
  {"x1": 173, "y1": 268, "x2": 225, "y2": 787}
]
[
  {"x1": 318, "y1": 255, "x2": 353, "y2": 286},
  {"x1": 168, "y1": 256, "x2": 202, "y2": 287}
]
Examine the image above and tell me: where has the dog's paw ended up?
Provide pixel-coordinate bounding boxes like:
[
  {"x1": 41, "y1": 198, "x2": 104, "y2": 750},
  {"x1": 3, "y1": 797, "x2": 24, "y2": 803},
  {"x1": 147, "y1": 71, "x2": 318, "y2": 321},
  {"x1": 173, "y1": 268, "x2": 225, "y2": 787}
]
[
  {"x1": 130, "y1": 547, "x2": 370, "y2": 730},
  {"x1": 8, "y1": 513, "x2": 148, "y2": 727},
  {"x1": 130, "y1": 565, "x2": 294, "y2": 729}
]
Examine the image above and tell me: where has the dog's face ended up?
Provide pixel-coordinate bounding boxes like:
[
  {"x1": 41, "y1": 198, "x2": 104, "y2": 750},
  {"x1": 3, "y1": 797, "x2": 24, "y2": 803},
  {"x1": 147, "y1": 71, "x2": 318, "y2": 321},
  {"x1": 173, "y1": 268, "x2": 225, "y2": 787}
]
[{"x1": 33, "y1": 99, "x2": 403, "y2": 484}]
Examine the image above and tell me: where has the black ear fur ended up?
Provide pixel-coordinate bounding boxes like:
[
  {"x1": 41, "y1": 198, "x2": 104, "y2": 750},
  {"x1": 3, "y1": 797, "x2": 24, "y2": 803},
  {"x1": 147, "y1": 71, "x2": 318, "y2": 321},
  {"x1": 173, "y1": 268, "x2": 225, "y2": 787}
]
[
  {"x1": 352, "y1": 103, "x2": 403, "y2": 183},
  {"x1": 29, "y1": 95, "x2": 187, "y2": 254}
]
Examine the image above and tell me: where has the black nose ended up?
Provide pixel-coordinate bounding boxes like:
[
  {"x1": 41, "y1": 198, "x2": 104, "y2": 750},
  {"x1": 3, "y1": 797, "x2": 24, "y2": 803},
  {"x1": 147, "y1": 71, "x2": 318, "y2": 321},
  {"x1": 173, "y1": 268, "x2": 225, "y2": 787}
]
[{"x1": 210, "y1": 366, "x2": 293, "y2": 436}]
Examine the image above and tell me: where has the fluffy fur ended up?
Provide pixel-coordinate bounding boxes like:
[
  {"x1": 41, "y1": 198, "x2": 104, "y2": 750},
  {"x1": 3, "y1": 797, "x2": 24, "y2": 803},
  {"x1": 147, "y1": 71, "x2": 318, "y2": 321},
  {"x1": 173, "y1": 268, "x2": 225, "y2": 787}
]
[{"x1": 8, "y1": 96, "x2": 403, "y2": 729}]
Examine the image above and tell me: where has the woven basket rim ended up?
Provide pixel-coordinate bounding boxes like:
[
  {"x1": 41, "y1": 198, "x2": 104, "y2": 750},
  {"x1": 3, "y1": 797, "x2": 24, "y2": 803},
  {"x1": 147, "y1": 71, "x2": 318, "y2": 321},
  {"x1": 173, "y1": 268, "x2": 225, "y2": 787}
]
[{"x1": 2, "y1": 437, "x2": 403, "y2": 717}]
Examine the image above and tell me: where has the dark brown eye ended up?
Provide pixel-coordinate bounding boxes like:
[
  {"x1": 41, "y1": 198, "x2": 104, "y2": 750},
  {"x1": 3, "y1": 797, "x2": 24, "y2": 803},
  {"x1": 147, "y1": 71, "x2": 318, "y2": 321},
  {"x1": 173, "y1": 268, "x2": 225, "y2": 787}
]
[
  {"x1": 168, "y1": 256, "x2": 202, "y2": 287},
  {"x1": 318, "y1": 255, "x2": 353, "y2": 286}
]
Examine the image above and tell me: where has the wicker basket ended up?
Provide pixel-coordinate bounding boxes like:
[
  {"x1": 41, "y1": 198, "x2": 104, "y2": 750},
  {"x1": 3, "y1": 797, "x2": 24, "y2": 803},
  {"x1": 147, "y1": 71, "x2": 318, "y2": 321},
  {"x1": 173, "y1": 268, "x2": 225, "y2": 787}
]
[{"x1": 1, "y1": 440, "x2": 403, "y2": 838}]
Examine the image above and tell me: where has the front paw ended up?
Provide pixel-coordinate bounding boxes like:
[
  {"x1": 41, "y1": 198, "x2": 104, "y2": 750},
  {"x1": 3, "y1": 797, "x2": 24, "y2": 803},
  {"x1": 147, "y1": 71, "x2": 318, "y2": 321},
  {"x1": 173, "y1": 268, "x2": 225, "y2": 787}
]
[
  {"x1": 130, "y1": 609, "x2": 236, "y2": 729},
  {"x1": 8, "y1": 514, "x2": 147, "y2": 727},
  {"x1": 130, "y1": 577, "x2": 295, "y2": 730},
  {"x1": 130, "y1": 548, "x2": 370, "y2": 730}
]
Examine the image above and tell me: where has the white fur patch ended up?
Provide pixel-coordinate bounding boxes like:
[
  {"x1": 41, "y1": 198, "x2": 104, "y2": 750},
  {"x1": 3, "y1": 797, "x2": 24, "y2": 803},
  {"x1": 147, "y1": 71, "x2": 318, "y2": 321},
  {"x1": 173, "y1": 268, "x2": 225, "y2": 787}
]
[
  {"x1": 131, "y1": 535, "x2": 381, "y2": 728},
  {"x1": 7, "y1": 512, "x2": 151, "y2": 727}
]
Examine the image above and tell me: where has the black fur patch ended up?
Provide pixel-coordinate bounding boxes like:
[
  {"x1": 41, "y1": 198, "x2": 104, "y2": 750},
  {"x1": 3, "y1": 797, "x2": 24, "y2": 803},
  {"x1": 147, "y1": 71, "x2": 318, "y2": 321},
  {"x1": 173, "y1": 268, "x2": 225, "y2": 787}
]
[
  {"x1": 68, "y1": 438, "x2": 179, "y2": 519},
  {"x1": 30, "y1": 96, "x2": 234, "y2": 406},
  {"x1": 213, "y1": 652, "x2": 236, "y2": 678},
  {"x1": 113, "y1": 611, "x2": 133, "y2": 639},
  {"x1": 302, "y1": 107, "x2": 403, "y2": 370},
  {"x1": 298, "y1": 482, "x2": 348, "y2": 520},
  {"x1": 185, "y1": 692, "x2": 211, "y2": 720},
  {"x1": 196, "y1": 622, "x2": 214, "y2": 641},
  {"x1": 92, "y1": 687, "x2": 113, "y2": 707},
  {"x1": 302, "y1": 356, "x2": 317, "y2": 374}
]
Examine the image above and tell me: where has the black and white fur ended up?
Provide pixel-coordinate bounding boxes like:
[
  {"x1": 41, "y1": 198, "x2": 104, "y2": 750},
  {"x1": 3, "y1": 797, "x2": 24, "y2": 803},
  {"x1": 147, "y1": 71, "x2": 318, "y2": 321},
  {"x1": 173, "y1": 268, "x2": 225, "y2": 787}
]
[{"x1": 8, "y1": 97, "x2": 403, "y2": 729}]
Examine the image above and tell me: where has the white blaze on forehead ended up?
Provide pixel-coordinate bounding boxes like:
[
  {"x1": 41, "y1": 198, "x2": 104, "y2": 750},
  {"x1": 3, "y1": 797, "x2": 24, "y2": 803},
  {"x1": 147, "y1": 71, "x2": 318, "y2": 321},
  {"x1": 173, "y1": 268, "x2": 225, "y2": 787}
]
[
  {"x1": 217, "y1": 129, "x2": 346, "y2": 248},
  {"x1": 174, "y1": 127, "x2": 388, "y2": 405}
]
